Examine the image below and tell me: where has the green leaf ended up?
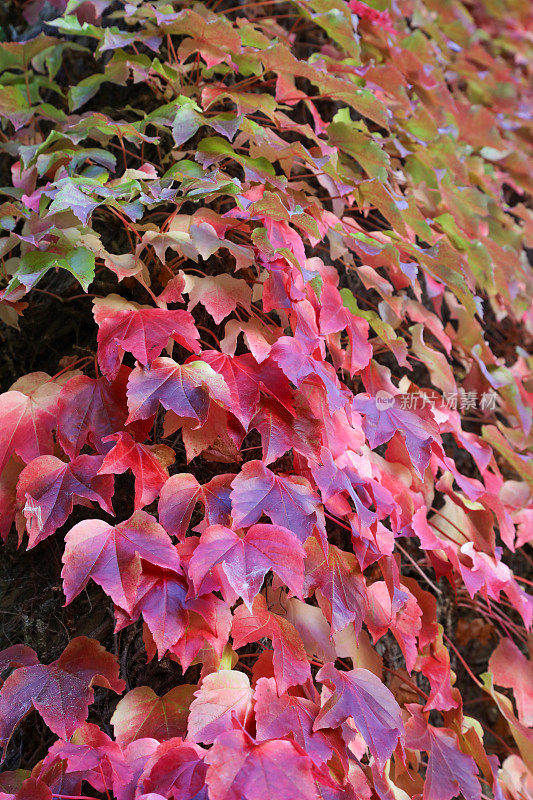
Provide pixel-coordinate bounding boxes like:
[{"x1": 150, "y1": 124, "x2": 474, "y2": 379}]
[
  {"x1": 0, "y1": 35, "x2": 61, "y2": 73},
  {"x1": 49, "y1": 15, "x2": 102, "y2": 39},
  {"x1": 4, "y1": 247, "x2": 95, "y2": 296},
  {"x1": 69, "y1": 74, "x2": 108, "y2": 111},
  {"x1": 68, "y1": 61, "x2": 128, "y2": 111},
  {"x1": 65, "y1": 247, "x2": 96, "y2": 290},
  {"x1": 482, "y1": 426, "x2": 533, "y2": 488},
  {"x1": 172, "y1": 104, "x2": 202, "y2": 146},
  {"x1": 0, "y1": 85, "x2": 31, "y2": 128},
  {"x1": 328, "y1": 120, "x2": 389, "y2": 180}
]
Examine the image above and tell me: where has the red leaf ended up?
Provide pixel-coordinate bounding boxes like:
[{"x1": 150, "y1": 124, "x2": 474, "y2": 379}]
[
  {"x1": 230, "y1": 461, "x2": 321, "y2": 543},
  {"x1": 166, "y1": 597, "x2": 232, "y2": 672},
  {"x1": 305, "y1": 539, "x2": 368, "y2": 634},
  {"x1": 201, "y1": 351, "x2": 294, "y2": 428},
  {"x1": 183, "y1": 273, "x2": 252, "y2": 325},
  {"x1": 348, "y1": 0, "x2": 396, "y2": 34},
  {"x1": 57, "y1": 367, "x2": 150, "y2": 458},
  {"x1": 159, "y1": 473, "x2": 233, "y2": 540},
  {"x1": 319, "y1": 283, "x2": 372, "y2": 375},
  {"x1": 32, "y1": 748, "x2": 85, "y2": 800},
  {"x1": 198, "y1": 475, "x2": 235, "y2": 528},
  {"x1": 111, "y1": 685, "x2": 196, "y2": 747},
  {"x1": 187, "y1": 670, "x2": 253, "y2": 744},
  {"x1": 159, "y1": 473, "x2": 203, "y2": 539},
  {"x1": 0, "y1": 373, "x2": 63, "y2": 473},
  {"x1": 250, "y1": 395, "x2": 321, "y2": 464},
  {"x1": 0, "y1": 645, "x2": 38, "y2": 675},
  {"x1": 126, "y1": 357, "x2": 230, "y2": 426},
  {"x1": 365, "y1": 581, "x2": 422, "y2": 672},
  {"x1": 16, "y1": 454, "x2": 114, "y2": 547},
  {"x1": 314, "y1": 662, "x2": 403, "y2": 766},
  {"x1": 254, "y1": 677, "x2": 334, "y2": 765},
  {"x1": 45, "y1": 722, "x2": 131, "y2": 797},
  {"x1": 489, "y1": 638, "x2": 533, "y2": 727},
  {"x1": 5, "y1": 778, "x2": 52, "y2": 800},
  {"x1": 93, "y1": 294, "x2": 200, "y2": 379},
  {"x1": 189, "y1": 523, "x2": 305, "y2": 610},
  {"x1": 232, "y1": 594, "x2": 310, "y2": 693},
  {"x1": 98, "y1": 432, "x2": 174, "y2": 510},
  {"x1": 123, "y1": 568, "x2": 190, "y2": 656},
  {"x1": 204, "y1": 729, "x2": 319, "y2": 800},
  {"x1": 200, "y1": 352, "x2": 260, "y2": 429},
  {"x1": 415, "y1": 630, "x2": 459, "y2": 712},
  {"x1": 62, "y1": 510, "x2": 181, "y2": 613},
  {"x1": 0, "y1": 456, "x2": 24, "y2": 543},
  {"x1": 405, "y1": 704, "x2": 481, "y2": 800},
  {"x1": 137, "y1": 738, "x2": 208, "y2": 799},
  {"x1": 179, "y1": 402, "x2": 244, "y2": 463},
  {"x1": 85, "y1": 727, "x2": 132, "y2": 791},
  {"x1": 271, "y1": 337, "x2": 349, "y2": 413},
  {"x1": 57, "y1": 374, "x2": 125, "y2": 458},
  {"x1": 0, "y1": 637, "x2": 124, "y2": 753}
]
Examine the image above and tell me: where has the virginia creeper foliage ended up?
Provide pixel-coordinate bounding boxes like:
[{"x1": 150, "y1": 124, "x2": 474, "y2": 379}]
[{"x1": 0, "y1": 0, "x2": 532, "y2": 798}]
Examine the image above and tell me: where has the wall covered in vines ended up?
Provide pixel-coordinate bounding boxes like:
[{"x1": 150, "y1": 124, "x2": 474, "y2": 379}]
[{"x1": 0, "y1": 0, "x2": 532, "y2": 798}]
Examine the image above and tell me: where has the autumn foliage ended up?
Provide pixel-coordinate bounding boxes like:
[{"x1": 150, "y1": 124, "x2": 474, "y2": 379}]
[{"x1": 0, "y1": 0, "x2": 532, "y2": 798}]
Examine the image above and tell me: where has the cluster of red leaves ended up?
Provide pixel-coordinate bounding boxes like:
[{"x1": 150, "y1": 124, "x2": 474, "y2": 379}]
[{"x1": 0, "y1": 0, "x2": 532, "y2": 798}]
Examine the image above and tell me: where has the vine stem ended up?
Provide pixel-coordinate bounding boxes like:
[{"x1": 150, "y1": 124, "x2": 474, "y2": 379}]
[
  {"x1": 98, "y1": 764, "x2": 112, "y2": 800},
  {"x1": 50, "y1": 356, "x2": 93, "y2": 381},
  {"x1": 478, "y1": 721, "x2": 515, "y2": 755},
  {"x1": 442, "y1": 632, "x2": 483, "y2": 688},
  {"x1": 395, "y1": 542, "x2": 442, "y2": 596},
  {"x1": 196, "y1": 324, "x2": 221, "y2": 348},
  {"x1": 382, "y1": 666, "x2": 430, "y2": 701}
]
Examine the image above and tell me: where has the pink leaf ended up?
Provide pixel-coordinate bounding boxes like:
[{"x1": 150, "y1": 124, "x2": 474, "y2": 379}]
[
  {"x1": 98, "y1": 432, "x2": 174, "y2": 510},
  {"x1": 17, "y1": 454, "x2": 114, "y2": 547},
  {"x1": 62, "y1": 510, "x2": 181, "y2": 613},
  {"x1": 188, "y1": 523, "x2": 305, "y2": 610},
  {"x1": 232, "y1": 594, "x2": 310, "y2": 693},
  {"x1": 205, "y1": 729, "x2": 319, "y2": 800},
  {"x1": 489, "y1": 638, "x2": 533, "y2": 727},
  {"x1": 137, "y1": 738, "x2": 208, "y2": 800},
  {"x1": 126, "y1": 357, "x2": 230, "y2": 426},
  {"x1": 0, "y1": 638, "x2": 124, "y2": 753},
  {"x1": 187, "y1": 670, "x2": 253, "y2": 744},
  {"x1": 230, "y1": 461, "x2": 321, "y2": 543},
  {"x1": 0, "y1": 373, "x2": 63, "y2": 473},
  {"x1": 254, "y1": 677, "x2": 334, "y2": 765},
  {"x1": 405, "y1": 704, "x2": 481, "y2": 800},
  {"x1": 314, "y1": 663, "x2": 403, "y2": 766},
  {"x1": 93, "y1": 294, "x2": 200, "y2": 380}
]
